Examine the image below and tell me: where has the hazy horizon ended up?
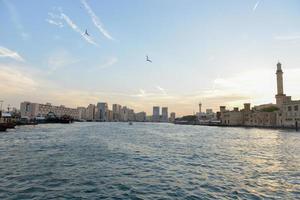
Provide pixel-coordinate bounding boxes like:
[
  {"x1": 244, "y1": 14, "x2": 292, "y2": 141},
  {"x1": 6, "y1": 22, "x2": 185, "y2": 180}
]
[{"x1": 1, "y1": 0, "x2": 300, "y2": 116}]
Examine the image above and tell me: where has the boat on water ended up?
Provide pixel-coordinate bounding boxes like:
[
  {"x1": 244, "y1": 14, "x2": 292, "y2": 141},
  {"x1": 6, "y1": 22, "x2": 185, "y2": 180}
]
[
  {"x1": 60, "y1": 115, "x2": 74, "y2": 124},
  {"x1": 0, "y1": 124, "x2": 7, "y2": 132},
  {"x1": 0, "y1": 112, "x2": 16, "y2": 130},
  {"x1": 2, "y1": 122, "x2": 16, "y2": 129},
  {"x1": 43, "y1": 112, "x2": 73, "y2": 124},
  {"x1": 129, "y1": 122, "x2": 133, "y2": 125}
]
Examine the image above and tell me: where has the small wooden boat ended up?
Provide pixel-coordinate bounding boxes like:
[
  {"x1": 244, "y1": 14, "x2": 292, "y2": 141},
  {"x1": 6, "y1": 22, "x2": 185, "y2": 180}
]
[{"x1": 0, "y1": 124, "x2": 7, "y2": 132}]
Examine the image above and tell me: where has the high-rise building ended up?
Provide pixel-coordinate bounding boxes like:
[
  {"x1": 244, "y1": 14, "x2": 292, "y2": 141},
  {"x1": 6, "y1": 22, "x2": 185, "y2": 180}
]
[
  {"x1": 120, "y1": 106, "x2": 128, "y2": 122},
  {"x1": 152, "y1": 106, "x2": 160, "y2": 122},
  {"x1": 97, "y1": 102, "x2": 108, "y2": 121},
  {"x1": 86, "y1": 104, "x2": 96, "y2": 121},
  {"x1": 107, "y1": 110, "x2": 113, "y2": 122},
  {"x1": 77, "y1": 107, "x2": 86, "y2": 121},
  {"x1": 128, "y1": 109, "x2": 135, "y2": 121},
  {"x1": 170, "y1": 112, "x2": 176, "y2": 122},
  {"x1": 135, "y1": 112, "x2": 146, "y2": 122},
  {"x1": 112, "y1": 104, "x2": 122, "y2": 121},
  {"x1": 161, "y1": 107, "x2": 168, "y2": 122}
]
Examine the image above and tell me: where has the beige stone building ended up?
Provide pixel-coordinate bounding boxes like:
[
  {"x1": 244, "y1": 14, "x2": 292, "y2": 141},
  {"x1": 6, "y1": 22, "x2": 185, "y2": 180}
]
[
  {"x1": 135, "y1": 112, "x2": 146, "y2": 122},
  {"x1": 77, "y1": 107, "x2": 87, "y2": 121},
  {"x1": 170, "y1": 112, "x2": 176, "y2": 122},
  {"x1": 220, "y1": 62, "x2": 300, "y2": 128},
  {"x1": 86, "y1": 104, "x2": 96, "y2": 121},
  {"x1": 220, "y1": 107, "x2": 243, "y2": 126},
  {"x1": 20, "y1": 102, "x2": 79, "y2": 120},
  {"x1": 274, "y1": 62, "x2": 300, "y2": 128}
]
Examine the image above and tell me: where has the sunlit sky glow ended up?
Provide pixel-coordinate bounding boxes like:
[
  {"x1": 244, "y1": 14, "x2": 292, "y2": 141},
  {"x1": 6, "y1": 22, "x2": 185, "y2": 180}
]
[{"x1": 1, "y1": 0, "x2": 300, "y2": 116}]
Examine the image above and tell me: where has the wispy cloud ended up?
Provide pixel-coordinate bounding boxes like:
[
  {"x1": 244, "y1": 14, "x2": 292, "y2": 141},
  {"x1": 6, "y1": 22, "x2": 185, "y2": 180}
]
[
  {"x1": 47, "y1": 49, "x2": 80, "y2": 72},
  {"x1": 0, "y1": 65, "x2": 37, "y2": 95},
  {"x1": 0, "y1": 46, "x2": 25, "y2": 62},
  {"x1": 60, "y1": 13, "x2": 98, "y2": 46},
  {"x1": 80, "y1": 0, "x2": 114, "y2": 41},
  {"x1": 46, "y1": 18, "x2": 64, "y2": 28},
  {"x1": 253, "y1": 1, "x2": 260, "y2": 12},
  {"x1": 95, "y1": 57, "x2": 118, "y2": 69},
  {"x1": 46, "y1": 9, "x2": 98, "y2": 46},
  {"x1": 274, "y1": 34, "x2": 300, "y2": 41},
  {"x1": 156, "y1": 86, "x2": 167, "y2": 95},
  {"x1": 3, "y1": 0, "x2": 30, "y2": 40}
]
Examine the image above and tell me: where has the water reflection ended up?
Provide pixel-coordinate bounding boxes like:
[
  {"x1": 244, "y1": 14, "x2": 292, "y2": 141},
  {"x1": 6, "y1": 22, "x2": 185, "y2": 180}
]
[{"x1": 0, "y1": 123, "x2": 299, "y2": 199}]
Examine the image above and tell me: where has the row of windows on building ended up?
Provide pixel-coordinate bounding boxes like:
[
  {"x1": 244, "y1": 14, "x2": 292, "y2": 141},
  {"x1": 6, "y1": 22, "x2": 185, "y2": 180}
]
[{"x1": 287, "y1": 105, "x2": 299, "y2": 111}]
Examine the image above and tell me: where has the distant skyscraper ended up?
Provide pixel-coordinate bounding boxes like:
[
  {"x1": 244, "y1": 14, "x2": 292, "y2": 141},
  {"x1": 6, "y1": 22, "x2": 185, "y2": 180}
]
[
  {"x1": 97, "y1": 102, "x2": 108, "y2": 121},
  {"x1": 120, "y1": 106, "x2": 129, "y2": 122},
  {"x1": 128, "y1": 109, "x2": 135, "y2": 121},
  {"x1": 107, "y1": 110, "x2": 113, "y2": 122},
  {"x1": 199, "y1": 102, "x2": 202, "y2": 113},
  {"x1": 135, "y1": 112, "x2": 146, "y2": 122},
  {"x1": 77, "y1": 107, "x2": 86, "y2": 120},
  {"x1": 86, "y1": 104, "x2": 96, "y2": 121},
  {"x1": 162, "y1": 107, "x2": 168, "y2": 122},
  {"x1": 170, "y1": 112, "x2": 176, "y2": 122},
  {"x1": 152, "y1": 106, "x2": 160, "y2": 122},
  {"x1": 112, "y1": 104, "x2": 122, "y2": 121}
]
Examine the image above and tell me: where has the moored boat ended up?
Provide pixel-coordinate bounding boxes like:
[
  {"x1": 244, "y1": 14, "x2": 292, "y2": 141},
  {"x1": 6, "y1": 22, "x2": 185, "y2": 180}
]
[
  {"x1": 0, "y1": 124, "x2": 7, "y2": 132},
  {"x1": 3, "y1": 122, "x2": 16, "y2": 129}
]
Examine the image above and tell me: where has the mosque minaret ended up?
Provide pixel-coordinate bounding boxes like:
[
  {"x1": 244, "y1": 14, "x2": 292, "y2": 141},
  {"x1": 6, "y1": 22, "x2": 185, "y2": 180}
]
[{"x1": 275, "y1": 62, "x2": 288, "y2": 106}]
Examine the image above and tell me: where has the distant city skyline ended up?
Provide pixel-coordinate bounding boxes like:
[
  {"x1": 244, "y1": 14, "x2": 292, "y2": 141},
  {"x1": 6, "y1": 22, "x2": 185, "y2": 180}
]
[{"x1": 1, "y1": 0, "x2": 300, "y2": 116}]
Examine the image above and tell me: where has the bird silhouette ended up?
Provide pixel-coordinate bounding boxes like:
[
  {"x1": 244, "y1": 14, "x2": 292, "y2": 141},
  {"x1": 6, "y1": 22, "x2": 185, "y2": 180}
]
[
  {"x1": 84, "y1": 29, "x2": 90, "y2": 36},
  {"x1": 146, "y1": 55, "x2": 152, "y2": 63}
]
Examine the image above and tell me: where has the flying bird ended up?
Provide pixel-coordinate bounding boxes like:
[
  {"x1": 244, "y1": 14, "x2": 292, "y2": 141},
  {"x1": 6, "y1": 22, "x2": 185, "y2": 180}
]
[
  {"x1": 146, "y1": 55, "x2": 152, "y2": 63},
  {"x1": 84, "y1": 29, "x2": 90, "y2": 36}
]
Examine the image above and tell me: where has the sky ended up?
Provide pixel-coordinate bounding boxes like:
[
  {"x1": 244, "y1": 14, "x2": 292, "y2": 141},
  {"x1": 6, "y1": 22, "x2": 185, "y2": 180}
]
[{"x1": 1, "y1": 0, "x2": 300, "y2": 116}]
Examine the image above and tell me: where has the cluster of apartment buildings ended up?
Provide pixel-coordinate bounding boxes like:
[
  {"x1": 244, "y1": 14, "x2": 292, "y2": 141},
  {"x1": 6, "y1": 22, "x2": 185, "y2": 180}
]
[
  {"x1": 218, "y1": 62, "x2": 300, "y2": 128},
  {"x1": 77, "y1": 103, "x2": 146, "y2": 122},
  {"x1": 152, "y1": 106, "x2": 176, "y2": 122},
  {"x1": 20, "y1": 102, "x2": 79, "y2": 120},
  {"x1": 20, "y1": 100, "x2": 176, "y2": 123}
]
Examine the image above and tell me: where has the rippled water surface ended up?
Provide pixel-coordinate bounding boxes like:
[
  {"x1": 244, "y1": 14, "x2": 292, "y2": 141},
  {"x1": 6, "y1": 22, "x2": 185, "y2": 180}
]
[{"x1": 0, "y1": 123, "x2": 300, "y2": 199}]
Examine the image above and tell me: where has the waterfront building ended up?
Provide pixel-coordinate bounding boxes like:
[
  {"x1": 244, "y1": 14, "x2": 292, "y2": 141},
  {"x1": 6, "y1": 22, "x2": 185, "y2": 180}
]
[
  {"x1": 96, "y1": 102, "x2": 108, "y2": 122},
  {"x1": 128, "y1": 109, "x2": 135, "y2": 121},
  {"x1": 152, "y1": 106, "x2": 160, "y2": 122},
  {"x1": 197, "y1": 108, "x2": 216, "y2": 121},
  {"x1": 20, "y1": 102, "x2": 79, "y2": 120},
  {"x1": 278, "y1": 101, "x2": 300, "y2": 127},
  {"x1": 273, "y1": 62, "x2": 300, "y2": 127},
  {"x1": 112, "y1": 104, "x2": 122, "y2": 121},
  {"x1": 220, "y1": 107, "x2": 243, "y2": 126},
  {"x1": 86, "y1": 104, "x2": 96, "y2": 121},
  {"x1": 220, "y1": 62, "x2": 300, "y2": 128},
  {"x1": 107, "y1": 110, "x2": 113, "y2": 122},
  {"x1": 170, "y1": 112, "x2": 176, "y2": 122},
  {"x1": 135, "y1": 112, "x2": 146, "y2": 122},
  {"x1": 161, "y1": 107, "x2": 168, "y2": 122},
  {"x1": 77, "y1": 107, "x2": 87, "y2": 121},
  {"x1": 20, "y1": 102, "x2": 39, "y2": 119},
  {"x1": 275, "y1": 62, "x2": 291, "y2": 106},
  {"x1": 120, "y1": 106, "x2": 129, "y2": 122}
]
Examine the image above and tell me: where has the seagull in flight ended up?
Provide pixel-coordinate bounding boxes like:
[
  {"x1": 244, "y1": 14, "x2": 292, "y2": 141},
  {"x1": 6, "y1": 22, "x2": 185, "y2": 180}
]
[
  {"x1": 146, "y1": 55, "x2": 152, "y2": 63},
  {"x1": 84, "y1": 29, "x2": 90, "y2": 36}
]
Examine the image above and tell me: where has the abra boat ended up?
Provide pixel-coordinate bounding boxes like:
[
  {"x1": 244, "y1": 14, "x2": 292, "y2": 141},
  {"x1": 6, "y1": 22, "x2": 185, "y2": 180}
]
[{"x1": 0, "y1": 124, "x2": 7, "y2": 132}]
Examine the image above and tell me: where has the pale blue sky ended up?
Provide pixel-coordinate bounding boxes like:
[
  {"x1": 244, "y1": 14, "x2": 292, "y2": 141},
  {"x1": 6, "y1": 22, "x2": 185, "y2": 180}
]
[{"x1": 1, "y1": 0, "x2": 300, "y2": 116}]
